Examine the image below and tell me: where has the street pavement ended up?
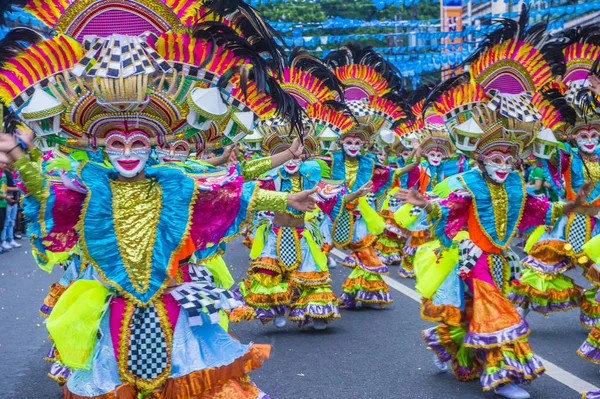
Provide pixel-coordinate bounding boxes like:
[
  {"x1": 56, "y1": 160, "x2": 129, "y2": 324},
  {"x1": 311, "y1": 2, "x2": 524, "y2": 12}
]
[{"x1": 0, "y1": 238, "x2": 599, "y2": 399}]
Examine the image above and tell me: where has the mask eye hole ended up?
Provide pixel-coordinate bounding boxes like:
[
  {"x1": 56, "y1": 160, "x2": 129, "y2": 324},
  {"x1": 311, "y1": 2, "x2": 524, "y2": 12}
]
[
  {"x1": 174, "y1": 144, "x2": 188, "y2": 152},
  {"x1": 107, "y1": 139, "x2": 125, "y2": 150},
  {"x1": 131, "y1": 139, "x2": 147, "y2": 149}
]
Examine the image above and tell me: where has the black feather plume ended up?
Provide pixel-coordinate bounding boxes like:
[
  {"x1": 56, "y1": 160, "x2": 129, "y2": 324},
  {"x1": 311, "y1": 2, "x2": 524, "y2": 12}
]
[{"x1": 0, "y1": 27, "x2": 43, "y2": 66}]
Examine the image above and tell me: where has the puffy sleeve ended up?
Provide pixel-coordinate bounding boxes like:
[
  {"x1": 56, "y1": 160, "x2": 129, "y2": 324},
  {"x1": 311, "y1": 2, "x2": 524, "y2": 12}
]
[
  {"x1": 240, "y1": 156, "x2": 273, "y2": 181},
  {"x1": 14, "y1": 156, "x2": 85, "y2": 272},
  {"x1": 519, "y1": 194, "x2": 564, "y2": 233},
  {"x1": 188, "y1": 171, "x2": 287, "y2": 251},
  {"x1": 427, "y1": 191, "x2": 472, "y2": 248},
  {"x1": 373, "y1": 164, "x2": 393, "y2": 196}
]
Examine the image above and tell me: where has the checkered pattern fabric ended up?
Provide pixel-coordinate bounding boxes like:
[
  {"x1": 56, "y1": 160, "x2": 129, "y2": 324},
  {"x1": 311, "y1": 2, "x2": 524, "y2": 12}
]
[
  {"x1": 388, "y1": 197, "x2": 401, "y2": 209},
  {"x1": 73, "y1": 35, "x2": 170, "y2": 79},
  {"x1": 409, "y1": 206, "x2": 423, "y2": 217},
  {"x1": 347, "y1": 100, "x2": 374, "y2": 117},
  {"x1": 487, "y1": 92, "x2": 541, "y2": 123},
  {"x1": 568, "y1": 214, "x2": 588, "y2": 253},
  {"x1": 366, "y1": 193, "x2": 377, "y2": 209},
  {"x1": 333, "y1": 210, "x2": 352, "y2": 244},
  {"x1": 490, "y1": 254, "x2": 506, "y2": 292},
  {"x1": 188, "y1": 265, "x2": 215, "y2": 285},
  {"x1": 127, "y1": 305, "x2": 168, "y2": 381},
  {"x1": 171, "y1": 282, "x2": 240, "y2": 327},
  {"x1": 278, "y1": 227, "x2": 299, "y2": 268},
  {"x1": 504, "y1": 249, "x2": 522, "y2": 282},
  {"x1": 457, "y1": 239, "x2": 482, "y2": 275}
]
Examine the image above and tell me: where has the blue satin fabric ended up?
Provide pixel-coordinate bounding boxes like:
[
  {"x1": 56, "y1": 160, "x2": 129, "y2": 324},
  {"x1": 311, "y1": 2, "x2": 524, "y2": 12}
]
[
  {"x1": 459, "y1": 169, "x2": 525, "y2": 248},
  {"x1": 275, "y1": 160, "x2": 322, "y2": 216},
  {"x1": 330, "y1": 151, "x2": 374, "y2": 194},
  {"x1": 431, "y1": 265, "x2": 465, "y2": 310},
  {"x1": 79, "y1": 162, "x2": 197, "y2": 304},
  {"x1": 568, "y1": 149, "x2": 600, "y2": 203}
]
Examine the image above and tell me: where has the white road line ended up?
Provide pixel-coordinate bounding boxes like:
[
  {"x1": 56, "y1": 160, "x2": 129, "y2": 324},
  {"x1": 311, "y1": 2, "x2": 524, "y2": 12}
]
[{"x1": 330, "y1": 249, "x2": 600, "y2": 394}]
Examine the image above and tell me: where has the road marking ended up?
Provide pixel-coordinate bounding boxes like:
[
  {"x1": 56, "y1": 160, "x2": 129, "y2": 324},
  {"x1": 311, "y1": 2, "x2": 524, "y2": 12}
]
[{"x1": 330, "y1": 248, "x2": 600, "y2": 394}]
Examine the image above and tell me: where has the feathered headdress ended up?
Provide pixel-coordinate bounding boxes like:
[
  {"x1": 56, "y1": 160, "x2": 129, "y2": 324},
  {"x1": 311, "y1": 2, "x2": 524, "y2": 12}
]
[{"x1": 0, "y1": 0, "x2": 300, "y2": 153}]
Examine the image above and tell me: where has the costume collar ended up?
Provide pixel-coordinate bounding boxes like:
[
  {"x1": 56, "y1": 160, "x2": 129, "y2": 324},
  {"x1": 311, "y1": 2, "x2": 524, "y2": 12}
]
[{"x1": 77, "y1": 162, "x2": 196, "y2": 305}]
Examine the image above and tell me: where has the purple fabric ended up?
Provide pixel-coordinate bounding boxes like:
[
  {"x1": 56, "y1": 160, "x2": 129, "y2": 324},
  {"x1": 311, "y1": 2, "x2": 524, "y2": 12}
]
[
  {"x1": 522, "y1": 256, "x2": 572, "y2": 276},
  {"x1": 578, "y1": 340, "x2": 600, "y2": 363},
  {"x1": 584, "y1": 391, "x2": 600, "y2": 399},
  {"x1": 581, "y1": 313, "x2": 600, "y2": 329},
  {"x1": 342, "y1": 255, "x2": 389, "y2": 274},
  {"x1": 403, "y1": 246, "x2": 417, "y2": 256},
  {"x1": 289, "y1": 303, "x2": 340, "y2": 326},
  {"x1": 375, "y1": 250, "x2": 403, "y2": 265},
  {"x1": 397, "y1": 267, "x2": 415, "y2": 279},
  {"x1": 507, "y1": 292, "x2": 579, "y2": 315},
  {"x1": 49, "y1": 362, "x2": 71, "y2": 382},
  {"x1": 340, "y1": 291, "x2": 393, "y2": 309},
  {"x1": 422, "y1": 326, "x2": 452, "y2": 362},
  {"x1": 464, "y1": 320, "x2": 530, "y2": 348},
  {"x1": 40, "y1": 304, "x2": 52, "y2": 317},
  {"x1": 255, "y1": 305, "x2": 288, "y2": 322},
  {"x1": 479, "y1": 354, "x2": 544, "y2": 391}
]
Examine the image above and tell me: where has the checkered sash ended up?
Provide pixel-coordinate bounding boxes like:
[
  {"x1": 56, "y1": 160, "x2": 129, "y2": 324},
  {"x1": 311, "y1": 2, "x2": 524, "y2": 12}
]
[
  {"x1": 457, "y1": 239, "x2": 482, "y2": 276},
  {"x1": 568, "y1": 214, "x2": 588, "y2": 253},
  {"x1": 276, "y1": 227, "x2": 300, "y2": 269},
  {"x1": 127, "y1": 304, "x2": 169, "y2": 381},
  {"x1": 333, "y1": 208, "x2": 352, "y2": 246},
  {"x1": 170, "y1": 269, "x2": 241, "y2": 326}
]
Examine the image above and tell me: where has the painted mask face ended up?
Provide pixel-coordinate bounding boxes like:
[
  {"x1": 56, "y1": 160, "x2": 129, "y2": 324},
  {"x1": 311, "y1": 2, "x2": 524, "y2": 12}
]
[
  {"x1": 482, "y1": 151, "x2": 515, "y2": 184},
  {"x1": 283, "y1": 159, "x2": 301, "y2": 174},
  {"x1": 576, "y1": 129, "x2": 599, "y2": 154},
  {"x1": 155, "y1": 140, "x2": 190, "y2": 163},
  {"x1": 400, "y1": 149, "x2": 411, "y2": 162},
  {"x1": 341, "y1": 137, "x2": 363, "y2": 158},
  {"x1": 105, "y1": 130, "x2": 151, "y2": 178},
  {"x1": 426, "y1": 150, "x2": 444, "y2": 166}
]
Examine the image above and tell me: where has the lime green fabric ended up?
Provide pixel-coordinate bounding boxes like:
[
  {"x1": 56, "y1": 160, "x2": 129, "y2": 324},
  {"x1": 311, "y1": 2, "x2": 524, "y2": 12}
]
[
  {"x1": 414, "y1": 240, "x2": 459, "y2": 298},
  {"x1": 46, "y1": 280, "x2": 111, "y2": 369},
  {"x1": 204, "y1": 255, "x2": 235, "y2": 289},
  {"x1": 358, "y1": 196, "x2": 385, "y2": 236}
]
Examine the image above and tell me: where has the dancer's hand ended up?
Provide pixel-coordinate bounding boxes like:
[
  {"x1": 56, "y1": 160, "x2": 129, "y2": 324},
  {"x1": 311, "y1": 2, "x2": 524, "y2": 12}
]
[
  {"x1": 575, "y1": 180, "x2": 593, "y2": 206},
  {"x1": 288, "y1": 187, "x2": 318, "y2": 212},
  {"x1": 288, "y1": 138, "x2": 304, "y2": 159},
  {"x1": 395, "y1": 188, "x2": 428, "y2": 208},
  {"x1": 355, "y1": 181, "x2": 373, "y2": 198}
]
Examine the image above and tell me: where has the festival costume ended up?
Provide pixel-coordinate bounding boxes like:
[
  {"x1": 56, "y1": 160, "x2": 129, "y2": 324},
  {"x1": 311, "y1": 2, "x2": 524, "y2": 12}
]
[
  {"x1": 0, "y1": 0, "x2": 310, "y2": 397},
  {"x1": 240, "y1": 56, "x2": 349, "y2": 326},
  {"x1": 320, "y1": 46, "x2": 412, "y2": 309},
  {"x1": 409, "y1": 13, "x2": 571, "y2": 393},
  {"x1": 507, "y1": 30, "x2": 600, "y2": 326}
]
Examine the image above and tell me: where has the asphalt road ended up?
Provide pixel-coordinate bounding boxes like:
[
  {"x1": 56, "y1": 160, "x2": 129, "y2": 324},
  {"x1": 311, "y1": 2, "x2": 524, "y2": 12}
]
[{"x1": 0, "y1": 239, "x2": 599, "y2": 399}]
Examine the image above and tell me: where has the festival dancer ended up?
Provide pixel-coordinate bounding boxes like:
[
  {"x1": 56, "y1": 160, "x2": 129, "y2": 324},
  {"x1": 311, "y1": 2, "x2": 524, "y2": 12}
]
[
  {"x1": 0, "y1": 0, "x2": 320, "y2": 397},
  {"x1": 397, "y1": 10, "x2": 593, "y2": 397},
  {"x1": 508, "y1": 27, "x2": 600, "y2": 321},
  {"x1": 240, "y1": 125, "x2": 346, "y2": 329},
  {"x1": 320, "y1": 45, "x2": 413, "y2": 309}
]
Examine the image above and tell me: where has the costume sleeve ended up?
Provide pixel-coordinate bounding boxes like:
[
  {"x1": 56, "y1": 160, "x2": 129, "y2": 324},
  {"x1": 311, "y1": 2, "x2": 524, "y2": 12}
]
[
  {"x1": 519, "y1": 194, "x2": 564, "y2": 233},
  {"x1": 14, "y1": 155, "x2": 86, "y2": 272},
  {"x1": 189, "y1": 174, "x2": 287, "y2": 251},
  {"x1": 423, "y1": 191, "x2": 472, "y2": 248},
  {"x1": 372, "y1": 164, "x2": 393, "y2": 196},
  {"x1": 240, "y1": 156, "x2": 273, "y2": 181}
]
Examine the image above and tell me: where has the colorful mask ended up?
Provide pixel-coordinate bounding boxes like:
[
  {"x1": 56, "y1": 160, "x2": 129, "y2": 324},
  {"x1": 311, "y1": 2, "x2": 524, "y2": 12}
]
[
  {"x1": 400, "y1": 149, "x2": 411, "y2": 162},
  {"x1": 576, "y1": 128, "x2": 599, "y2": 154},
  {"x1": 105, "y1": 130, "x2": 151, "y2": 178},
  {"x1": 482, "y1": 151, "x2": 515, "y2": 184},
  {"x1": 283, "y1": 159, "x2": 301, "y2": 175},
  {"x1": 155, "y1": 140, "x2": 190, "y2": 163},
  {"x1": 426, "y1": 150, "x2": 444, "y2": 166},
  {"x1": 341, "y1": 137, "x2": 363, "y2": 158}
]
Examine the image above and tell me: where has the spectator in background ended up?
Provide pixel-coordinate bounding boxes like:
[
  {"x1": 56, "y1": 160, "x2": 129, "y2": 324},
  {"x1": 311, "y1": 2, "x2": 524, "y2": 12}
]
[{"x1": 1, "y1": 164, "x2": 20, "y2": 250}]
